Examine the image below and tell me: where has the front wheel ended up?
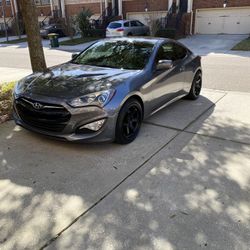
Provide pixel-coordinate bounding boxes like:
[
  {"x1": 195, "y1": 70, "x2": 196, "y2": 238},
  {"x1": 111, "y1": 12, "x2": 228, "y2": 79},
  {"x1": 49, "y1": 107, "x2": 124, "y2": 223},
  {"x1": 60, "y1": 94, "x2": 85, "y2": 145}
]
[
  {"x1": 115, "y1": 99, "x2": 142, "y2": 144},
  {"x1": 186, "y1": 71, "x2": 202, "y2": 100}
]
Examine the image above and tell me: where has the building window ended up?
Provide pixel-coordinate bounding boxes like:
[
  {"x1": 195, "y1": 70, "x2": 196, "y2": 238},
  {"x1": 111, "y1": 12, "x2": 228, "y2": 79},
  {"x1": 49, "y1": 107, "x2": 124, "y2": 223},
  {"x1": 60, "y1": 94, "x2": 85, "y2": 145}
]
[
  {"x1": 35, "y1": 0, "x2": 50, "y2": 5},
  {"x1": 0, "y1": 0, "x2": 10, "y2": 6}
]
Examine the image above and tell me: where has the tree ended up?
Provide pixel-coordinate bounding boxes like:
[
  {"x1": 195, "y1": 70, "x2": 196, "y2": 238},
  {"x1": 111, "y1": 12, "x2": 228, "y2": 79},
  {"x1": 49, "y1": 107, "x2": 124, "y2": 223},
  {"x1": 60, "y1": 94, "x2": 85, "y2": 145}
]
[
  {"x1": 19, "y1": 0, "x2": 47, "y2": 72},
  {"x1": 76, "y1": 9, "x2": 93, "y2": 37}
]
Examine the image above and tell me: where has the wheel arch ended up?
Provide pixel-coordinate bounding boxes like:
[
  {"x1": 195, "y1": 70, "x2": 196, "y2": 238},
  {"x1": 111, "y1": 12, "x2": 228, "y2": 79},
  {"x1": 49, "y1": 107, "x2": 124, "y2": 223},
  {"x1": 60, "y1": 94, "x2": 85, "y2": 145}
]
[
  {"x1": 119, "y1": 93, "x2": 144, "y2": 119},
  {"x1": 194, "y1": 67, "x2": 202, "y2": 75}
]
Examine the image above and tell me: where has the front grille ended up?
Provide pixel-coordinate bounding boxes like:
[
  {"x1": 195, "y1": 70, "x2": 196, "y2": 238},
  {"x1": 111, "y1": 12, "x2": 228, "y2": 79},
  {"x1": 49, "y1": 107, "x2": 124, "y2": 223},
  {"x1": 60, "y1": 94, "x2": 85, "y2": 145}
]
[{"x1": 15, "y1": 98, "x2": 71, "y2": 132}]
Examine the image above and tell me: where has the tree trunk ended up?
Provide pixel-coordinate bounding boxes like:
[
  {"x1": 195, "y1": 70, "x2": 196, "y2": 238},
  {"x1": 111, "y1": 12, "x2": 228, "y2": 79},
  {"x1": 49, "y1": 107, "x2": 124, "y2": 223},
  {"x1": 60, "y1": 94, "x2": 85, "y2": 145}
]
[{"x1": 19, "y1": 0, "x2": 47, "y2": 72}]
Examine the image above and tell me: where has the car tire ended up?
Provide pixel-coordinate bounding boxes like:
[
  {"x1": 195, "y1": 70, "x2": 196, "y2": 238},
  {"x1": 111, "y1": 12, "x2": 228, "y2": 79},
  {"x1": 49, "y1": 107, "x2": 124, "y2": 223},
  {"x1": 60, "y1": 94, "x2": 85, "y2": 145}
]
[
  {"x1": 186, "y1": 71, "x2": 202, "y2": 100},
  {"x1": 127, "y1": 32, "x2": 133, "y2": 36},
  {"x1": 115, "y1": 98, "x2": 143, "y2": 144}
]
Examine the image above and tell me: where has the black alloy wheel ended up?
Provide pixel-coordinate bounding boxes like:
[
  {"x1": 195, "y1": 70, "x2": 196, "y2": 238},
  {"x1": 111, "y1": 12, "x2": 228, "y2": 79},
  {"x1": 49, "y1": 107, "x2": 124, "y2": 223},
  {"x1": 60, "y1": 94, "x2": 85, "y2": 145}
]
[
  {"x1": 115, "y1": 98, "x2": 142, "y2": 144},
  {"x1": 186, "y1": 71, "x2": 202, "y2": 100}
]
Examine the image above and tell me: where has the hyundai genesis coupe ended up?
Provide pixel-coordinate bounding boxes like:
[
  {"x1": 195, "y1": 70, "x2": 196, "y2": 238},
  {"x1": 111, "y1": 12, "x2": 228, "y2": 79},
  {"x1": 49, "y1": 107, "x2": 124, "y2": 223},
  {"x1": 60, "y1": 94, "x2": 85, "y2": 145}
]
[{"x1": 13, "y1": 37, "x2": 202, "y2": 144}]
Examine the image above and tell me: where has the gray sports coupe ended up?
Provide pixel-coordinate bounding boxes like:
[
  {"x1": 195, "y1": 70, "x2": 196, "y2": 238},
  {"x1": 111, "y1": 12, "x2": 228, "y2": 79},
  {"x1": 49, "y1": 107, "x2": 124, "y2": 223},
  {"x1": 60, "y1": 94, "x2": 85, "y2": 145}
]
[{"x1": 13, "y1": 37, "x2": 202, "y2": 144}]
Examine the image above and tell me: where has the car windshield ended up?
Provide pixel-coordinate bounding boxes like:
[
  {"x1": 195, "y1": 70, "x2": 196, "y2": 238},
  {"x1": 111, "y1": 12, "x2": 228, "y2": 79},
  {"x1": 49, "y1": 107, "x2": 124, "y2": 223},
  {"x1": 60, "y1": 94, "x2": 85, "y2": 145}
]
[
  {"x1": 108, "y1": 22, "x2": 122, "y2": 29},
  {"x1": 72, "y1": 40, "x2": 154, "y2": 70}
]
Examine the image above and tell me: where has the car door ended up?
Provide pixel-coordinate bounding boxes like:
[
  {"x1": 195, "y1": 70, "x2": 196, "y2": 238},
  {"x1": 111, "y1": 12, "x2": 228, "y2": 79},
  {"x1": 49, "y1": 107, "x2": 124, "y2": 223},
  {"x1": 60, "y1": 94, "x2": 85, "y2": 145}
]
[
  {"x1": 135, "y1": 21, "x2": 145, "y2": 35},
  {"x1": 150, "y1": 42, "x2": 187, "y2": 110},
  {"x1": 130, "y1": 20, "x2": 139, "y2": 35},
  {"x1": 123, "y1": 21, "x2": 130, "y2": 35}
]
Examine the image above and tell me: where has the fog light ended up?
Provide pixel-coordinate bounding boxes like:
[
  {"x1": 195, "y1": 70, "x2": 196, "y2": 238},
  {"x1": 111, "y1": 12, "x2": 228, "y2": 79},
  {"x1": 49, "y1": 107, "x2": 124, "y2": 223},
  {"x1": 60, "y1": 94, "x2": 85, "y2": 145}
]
[{"x1": 79, "y1": 119, "x2": 105, "y2": 132}]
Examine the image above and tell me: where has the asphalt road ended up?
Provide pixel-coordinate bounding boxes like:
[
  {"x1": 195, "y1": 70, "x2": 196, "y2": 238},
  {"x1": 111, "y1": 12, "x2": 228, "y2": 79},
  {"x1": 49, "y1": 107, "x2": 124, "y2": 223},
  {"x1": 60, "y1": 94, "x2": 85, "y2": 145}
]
[
  {"x1": 0, "y1": 45, "x2": 71, "y2": 70},
  {"x1": 180, "y1": 34, "x2": 250, "y2": 93}
]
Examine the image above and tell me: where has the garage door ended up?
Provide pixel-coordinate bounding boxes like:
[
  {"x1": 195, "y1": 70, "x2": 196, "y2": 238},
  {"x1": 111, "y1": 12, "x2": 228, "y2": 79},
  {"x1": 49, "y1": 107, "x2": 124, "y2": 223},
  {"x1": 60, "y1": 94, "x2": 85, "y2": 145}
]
[
  {"x1": 196, "y1": 8, "x2": 250, "y2": 34},
  {"x1": 127, "y1": 11, "x2": 167, "y2": 26}
]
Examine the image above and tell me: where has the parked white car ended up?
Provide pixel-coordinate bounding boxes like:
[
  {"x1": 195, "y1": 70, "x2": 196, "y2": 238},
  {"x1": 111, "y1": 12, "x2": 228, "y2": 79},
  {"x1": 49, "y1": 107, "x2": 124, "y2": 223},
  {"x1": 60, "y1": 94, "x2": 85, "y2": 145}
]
[{"x1": 106, "y1": 20, "x2": 150, "y2": 37}]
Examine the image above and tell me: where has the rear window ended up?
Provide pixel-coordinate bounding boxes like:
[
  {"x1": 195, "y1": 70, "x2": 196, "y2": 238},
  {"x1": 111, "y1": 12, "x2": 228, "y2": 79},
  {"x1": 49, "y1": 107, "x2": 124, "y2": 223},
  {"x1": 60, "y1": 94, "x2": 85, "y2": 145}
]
[{"x1": 108, "y1": 22, "x2": 122, "y2": 29}]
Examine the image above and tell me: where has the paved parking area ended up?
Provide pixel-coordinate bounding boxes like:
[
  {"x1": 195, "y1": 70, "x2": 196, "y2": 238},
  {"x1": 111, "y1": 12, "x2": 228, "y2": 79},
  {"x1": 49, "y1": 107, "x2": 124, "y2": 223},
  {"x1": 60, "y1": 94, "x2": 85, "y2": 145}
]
[{"x1": 0, "y1": 89, "x2": 249, "y2": 250}]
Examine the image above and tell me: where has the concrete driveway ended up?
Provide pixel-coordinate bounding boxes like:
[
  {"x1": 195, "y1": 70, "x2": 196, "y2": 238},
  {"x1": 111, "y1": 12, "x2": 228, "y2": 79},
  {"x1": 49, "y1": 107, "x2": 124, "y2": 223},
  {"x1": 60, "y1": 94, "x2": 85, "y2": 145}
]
[
  {"x1": 0, "y1": 89, "x2": 249, "y2": 250},
  {"x1": 179, "y1": 34, "x2": 248, "y2": 55}
]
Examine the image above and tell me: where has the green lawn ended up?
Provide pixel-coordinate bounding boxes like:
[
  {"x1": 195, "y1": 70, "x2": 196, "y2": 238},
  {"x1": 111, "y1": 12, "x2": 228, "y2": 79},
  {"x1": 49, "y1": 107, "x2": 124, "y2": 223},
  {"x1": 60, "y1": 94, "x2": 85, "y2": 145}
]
[
  {"x1": 232, "y1": 37, "x2": 250, "y2": 51},
  {"x1": 60, "y1": 37, "x2": 99, "y2": 46},
  {"x1": 0, "y1": 37, "x2": 27, "y2": 44},
  {"x1": 0, "y1": 82, "x2": 15, "y2": 123}
]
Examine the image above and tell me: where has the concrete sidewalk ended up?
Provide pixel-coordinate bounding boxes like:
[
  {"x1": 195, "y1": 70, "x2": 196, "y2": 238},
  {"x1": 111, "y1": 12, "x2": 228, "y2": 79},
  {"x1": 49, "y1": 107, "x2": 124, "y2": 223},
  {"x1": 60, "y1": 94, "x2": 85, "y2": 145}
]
[
  {"x1": 0, "y1": 37, "x2": 92, "y2": 83},
  {"x1": 0, "y1": 89, "x2": 249, "y2": 250},
  {"x1": 0, "y1": 67, "x2": 31, "y2": 84},
  {"x1": 0, "y1": 35, "x2": 94, "y2": 53}
]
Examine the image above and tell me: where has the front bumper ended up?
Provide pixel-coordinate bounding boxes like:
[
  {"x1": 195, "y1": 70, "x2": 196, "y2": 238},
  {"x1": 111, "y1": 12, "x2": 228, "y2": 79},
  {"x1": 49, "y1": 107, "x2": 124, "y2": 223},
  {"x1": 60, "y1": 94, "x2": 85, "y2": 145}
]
[{"x1": 13, "y1": 96, "x2": 118, "y2": 143}]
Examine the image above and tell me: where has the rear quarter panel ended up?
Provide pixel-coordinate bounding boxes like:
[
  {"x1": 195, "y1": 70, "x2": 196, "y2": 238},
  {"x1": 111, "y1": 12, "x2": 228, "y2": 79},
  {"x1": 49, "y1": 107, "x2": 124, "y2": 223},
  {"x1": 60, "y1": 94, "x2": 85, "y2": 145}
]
[{"x1": 183, "y1": 53, "x2": 202, "y2": 93}]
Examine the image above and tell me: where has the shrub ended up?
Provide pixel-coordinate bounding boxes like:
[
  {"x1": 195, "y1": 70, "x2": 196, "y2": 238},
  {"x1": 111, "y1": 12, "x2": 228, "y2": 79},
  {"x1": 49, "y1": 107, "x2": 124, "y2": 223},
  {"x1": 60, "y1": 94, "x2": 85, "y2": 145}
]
[
  {"x1": 155, "y1": 28, "x2": 176, "y2": 39},
  {"x1": 76, "y1": 9, "x2": 93, "y2": 37},
  {"x1": 88, "y1": 29, "x2": 105, "y2": 37},
  {"x1": 0, "y1": 81, "x2": 15, "y2": 123}
]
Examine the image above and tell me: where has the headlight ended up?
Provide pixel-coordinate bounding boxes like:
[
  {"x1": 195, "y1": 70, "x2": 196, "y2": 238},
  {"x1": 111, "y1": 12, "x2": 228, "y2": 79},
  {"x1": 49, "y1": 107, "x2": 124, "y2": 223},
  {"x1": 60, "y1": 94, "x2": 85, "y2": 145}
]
[
  {"x1": 68, "y1": 89, "x2": 115, "y2": 108},
  {"x1": 13, "y1": 79, "x2": 25, "y2": 97}
]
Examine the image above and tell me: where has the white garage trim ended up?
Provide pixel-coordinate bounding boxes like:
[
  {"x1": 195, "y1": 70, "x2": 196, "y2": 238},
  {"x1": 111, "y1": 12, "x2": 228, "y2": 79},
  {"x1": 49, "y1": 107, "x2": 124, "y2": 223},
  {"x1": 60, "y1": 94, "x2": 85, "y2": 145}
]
[{"x1": 195, "y1": 7, "x2": 250, "y2": 35}]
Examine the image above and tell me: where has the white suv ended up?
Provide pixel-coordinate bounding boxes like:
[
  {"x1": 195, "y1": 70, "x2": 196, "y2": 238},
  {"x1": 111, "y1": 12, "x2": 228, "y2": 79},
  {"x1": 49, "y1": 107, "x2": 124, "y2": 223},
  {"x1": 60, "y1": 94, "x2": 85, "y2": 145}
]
[{"x1": 106, "y1": 20, "x2": 150, "y2": 37}]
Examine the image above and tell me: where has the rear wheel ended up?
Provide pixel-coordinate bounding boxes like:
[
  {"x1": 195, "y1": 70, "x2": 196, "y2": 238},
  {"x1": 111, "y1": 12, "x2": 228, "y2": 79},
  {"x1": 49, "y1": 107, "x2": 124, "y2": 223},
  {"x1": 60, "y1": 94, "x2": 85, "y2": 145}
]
[
  {"x1": 186, "y1": 71, "x2": 202, "y2": 100},
  {"x1": 127, "y1": 32, "x2": 133, "y2": 36},
  {"x1": 115, "y1": 99, "x2": 142, "y2": 144}
]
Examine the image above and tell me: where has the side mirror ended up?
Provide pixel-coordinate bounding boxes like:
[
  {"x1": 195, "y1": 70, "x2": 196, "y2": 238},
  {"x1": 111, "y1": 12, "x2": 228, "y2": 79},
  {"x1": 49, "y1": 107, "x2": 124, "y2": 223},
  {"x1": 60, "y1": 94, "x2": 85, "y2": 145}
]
[
  {"x1": 156, "y1": 60, "x2": 173, "y2": 71},
  {"x1": 71, "y1": 53, "x2": 79, "y2": 60}
]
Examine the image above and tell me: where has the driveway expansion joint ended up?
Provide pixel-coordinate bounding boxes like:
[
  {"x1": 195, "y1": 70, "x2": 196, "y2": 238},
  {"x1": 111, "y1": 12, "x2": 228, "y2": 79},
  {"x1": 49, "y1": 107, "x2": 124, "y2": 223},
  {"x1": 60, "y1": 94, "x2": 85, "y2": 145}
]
[
  {"x1": 40, "y1": 129, "x2": 179, "y2": 249},
  {"x1": 41, "y1": 91, "x2": 229, "y2": 249}
]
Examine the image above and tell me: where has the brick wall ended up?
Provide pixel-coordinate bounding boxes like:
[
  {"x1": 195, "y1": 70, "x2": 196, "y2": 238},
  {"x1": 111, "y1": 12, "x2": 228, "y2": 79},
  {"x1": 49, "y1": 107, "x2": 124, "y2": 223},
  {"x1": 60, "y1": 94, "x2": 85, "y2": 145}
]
[
  {"x1": 123, "y1": 0, "x2": 168, "y2": 14},
  {"x1": 37, "y1": 6, "x2": 51, "y2": 16},
  {"x1": 193, "y1": 0, "x2": 250, "y2": 10},
  {"x1": 65, "y1": 2, "x2": 100, "y2": 16},
  {"x1": 0, "y1": 3, "x2": 13, "y2": 17}
]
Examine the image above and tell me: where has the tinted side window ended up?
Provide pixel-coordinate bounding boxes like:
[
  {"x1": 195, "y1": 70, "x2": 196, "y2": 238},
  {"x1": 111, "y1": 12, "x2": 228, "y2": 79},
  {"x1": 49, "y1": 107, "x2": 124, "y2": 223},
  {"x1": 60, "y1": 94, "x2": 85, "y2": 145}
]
[
  {"x1": 156, "y1": 43, "x2": 187, "y2": 61},
  {"x1": 136, "y1": 21, "x2": 144, "y2": 26},
  {"x1": 173, "y1": 43, "x2": 187, "y2": 60},
  {"x1": 130, "y1": 21, "x2": 138, "y2": 27},
  {"x1": 124, "y1": 22, "x2": 130, "y2": 27},
  {"x1": 156, "y1": 43, "x2": 174, "y2": 61}
]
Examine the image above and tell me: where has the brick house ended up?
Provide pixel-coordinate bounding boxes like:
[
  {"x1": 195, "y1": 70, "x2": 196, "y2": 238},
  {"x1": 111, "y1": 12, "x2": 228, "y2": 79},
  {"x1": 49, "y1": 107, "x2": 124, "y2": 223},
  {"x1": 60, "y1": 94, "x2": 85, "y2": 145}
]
[{"x1": 1, "y1": 0, "x2": 250, "y2": 35}]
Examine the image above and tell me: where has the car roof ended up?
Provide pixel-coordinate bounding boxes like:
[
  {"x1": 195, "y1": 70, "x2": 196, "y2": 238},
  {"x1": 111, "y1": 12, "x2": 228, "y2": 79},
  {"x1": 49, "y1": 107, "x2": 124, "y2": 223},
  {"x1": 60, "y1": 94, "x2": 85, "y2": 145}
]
[
  {"x1": 102, "y1": 36, "x2": 168, "y2": 44},
  {"x1": 110, "y1": 20, "x2": 136, "y2": 23}
]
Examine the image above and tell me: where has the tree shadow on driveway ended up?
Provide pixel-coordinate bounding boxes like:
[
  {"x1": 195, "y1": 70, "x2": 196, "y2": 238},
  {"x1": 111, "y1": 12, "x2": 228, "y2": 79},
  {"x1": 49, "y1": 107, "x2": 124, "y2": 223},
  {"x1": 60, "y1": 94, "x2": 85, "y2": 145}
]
[{"x1": 0, "y1": 92, "x2": 249, "y2": 249}]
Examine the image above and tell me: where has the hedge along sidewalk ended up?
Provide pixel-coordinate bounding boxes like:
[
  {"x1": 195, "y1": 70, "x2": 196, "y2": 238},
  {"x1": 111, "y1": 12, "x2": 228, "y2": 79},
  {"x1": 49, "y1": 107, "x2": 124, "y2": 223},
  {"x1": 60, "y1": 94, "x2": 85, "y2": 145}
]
[{"x1": 0, "y1": 82, "x2": 15, "y2": 124}]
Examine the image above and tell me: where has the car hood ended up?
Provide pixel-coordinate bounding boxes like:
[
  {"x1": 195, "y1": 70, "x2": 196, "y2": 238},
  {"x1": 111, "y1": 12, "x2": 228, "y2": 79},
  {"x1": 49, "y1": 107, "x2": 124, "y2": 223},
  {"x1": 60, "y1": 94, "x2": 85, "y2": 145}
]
[{"x1": 17, "y1": 63, "x2": 139, "y2": 99}]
